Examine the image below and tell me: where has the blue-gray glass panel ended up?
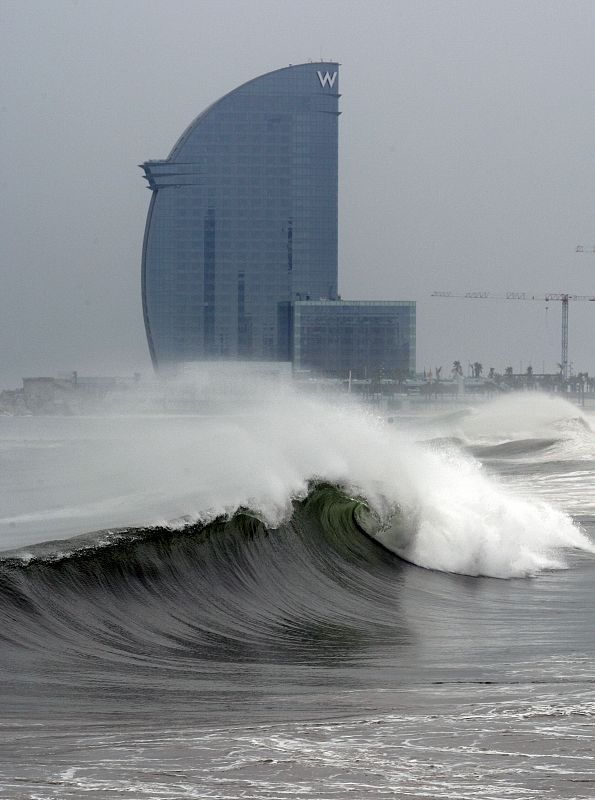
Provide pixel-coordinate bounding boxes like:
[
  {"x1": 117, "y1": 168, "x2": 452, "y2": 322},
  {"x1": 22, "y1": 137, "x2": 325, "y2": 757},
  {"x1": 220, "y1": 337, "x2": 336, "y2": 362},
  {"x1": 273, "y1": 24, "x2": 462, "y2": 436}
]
[{"x1": 292, "y1": 302, "x2": 416, "y2": 378}]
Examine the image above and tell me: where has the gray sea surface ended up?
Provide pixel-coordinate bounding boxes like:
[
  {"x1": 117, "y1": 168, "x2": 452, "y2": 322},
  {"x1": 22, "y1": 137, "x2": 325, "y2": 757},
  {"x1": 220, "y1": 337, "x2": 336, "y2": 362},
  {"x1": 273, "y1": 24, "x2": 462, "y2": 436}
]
[{"x1": 0, "y1": 393, "x2": 593, "y2": 798}]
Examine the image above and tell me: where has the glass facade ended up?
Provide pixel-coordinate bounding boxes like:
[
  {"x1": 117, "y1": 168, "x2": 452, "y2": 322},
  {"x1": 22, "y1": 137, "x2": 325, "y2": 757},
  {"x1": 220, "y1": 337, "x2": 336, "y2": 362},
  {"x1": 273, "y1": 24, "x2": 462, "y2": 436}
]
[
  {"x1": 141, "y1": 63, "x2": 339, "y2": 367},
  {"x1": 292, "y1": 301, "x2": 416, "y2": 379}
]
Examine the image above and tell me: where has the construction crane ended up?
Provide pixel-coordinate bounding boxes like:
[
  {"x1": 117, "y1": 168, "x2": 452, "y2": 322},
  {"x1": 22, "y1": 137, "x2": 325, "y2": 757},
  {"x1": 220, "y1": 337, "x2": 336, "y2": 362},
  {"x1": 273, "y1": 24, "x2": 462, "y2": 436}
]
[{"x1": 431, "y1": 291, "x2": 595, "y2": 380}]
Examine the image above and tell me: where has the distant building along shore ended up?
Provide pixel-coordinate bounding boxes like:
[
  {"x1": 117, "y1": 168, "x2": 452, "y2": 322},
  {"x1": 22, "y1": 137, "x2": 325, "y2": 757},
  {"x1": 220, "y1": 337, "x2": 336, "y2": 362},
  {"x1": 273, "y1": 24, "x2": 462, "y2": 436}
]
[{"x1": 140, "y1": 62, "x2": 415, "y2": 379}]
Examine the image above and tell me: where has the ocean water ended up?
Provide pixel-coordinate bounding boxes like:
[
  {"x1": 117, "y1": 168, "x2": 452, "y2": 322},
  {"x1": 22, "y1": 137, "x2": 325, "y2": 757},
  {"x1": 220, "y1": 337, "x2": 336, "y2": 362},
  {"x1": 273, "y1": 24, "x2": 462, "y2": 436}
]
[{"x1": 0, "y1": 387, "x2": 594, "y2": 799}]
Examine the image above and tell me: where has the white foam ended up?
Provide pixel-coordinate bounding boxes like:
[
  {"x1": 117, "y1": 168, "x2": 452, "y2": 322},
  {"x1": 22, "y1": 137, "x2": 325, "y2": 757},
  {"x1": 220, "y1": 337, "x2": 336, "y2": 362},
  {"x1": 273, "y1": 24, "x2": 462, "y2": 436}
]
[
  {"x1": 433, "y1": 392, "x2": 594, "y2": 447},
  {"x1": 366, "y1": 446, "x2": 592, "y2": 577}
]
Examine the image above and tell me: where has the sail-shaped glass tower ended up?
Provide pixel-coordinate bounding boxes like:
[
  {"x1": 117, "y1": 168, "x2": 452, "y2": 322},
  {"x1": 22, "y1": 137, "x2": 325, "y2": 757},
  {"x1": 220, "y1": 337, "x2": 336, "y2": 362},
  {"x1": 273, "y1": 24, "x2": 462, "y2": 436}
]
[{"x1": 141, "y1": 62, "x2": 340, "y2": 368}]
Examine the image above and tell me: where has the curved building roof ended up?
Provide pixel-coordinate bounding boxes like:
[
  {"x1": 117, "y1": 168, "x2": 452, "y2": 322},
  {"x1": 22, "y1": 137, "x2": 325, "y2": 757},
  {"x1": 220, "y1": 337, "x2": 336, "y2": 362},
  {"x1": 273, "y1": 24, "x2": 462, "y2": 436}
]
[
  {"x1": 167, "y1": 62, "x2": 340, "y2": 161},
  {"x1": 140, "y1": 62, "x2": 340, "y2": 368}
]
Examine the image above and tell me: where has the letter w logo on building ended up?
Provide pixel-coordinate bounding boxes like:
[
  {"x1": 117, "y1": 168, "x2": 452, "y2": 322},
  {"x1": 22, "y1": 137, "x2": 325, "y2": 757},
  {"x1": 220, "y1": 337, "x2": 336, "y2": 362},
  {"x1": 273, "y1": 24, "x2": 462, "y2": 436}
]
[{"x1": 317, "y1": 70, "x2": 337, "y2": 89}]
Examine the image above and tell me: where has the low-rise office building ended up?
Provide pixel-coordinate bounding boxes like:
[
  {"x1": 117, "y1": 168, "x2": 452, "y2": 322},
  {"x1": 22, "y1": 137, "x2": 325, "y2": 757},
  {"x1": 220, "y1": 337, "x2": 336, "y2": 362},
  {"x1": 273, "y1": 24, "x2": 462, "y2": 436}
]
[{"x1": 291, "y1": 300, "x2": 416, "y2": 379}]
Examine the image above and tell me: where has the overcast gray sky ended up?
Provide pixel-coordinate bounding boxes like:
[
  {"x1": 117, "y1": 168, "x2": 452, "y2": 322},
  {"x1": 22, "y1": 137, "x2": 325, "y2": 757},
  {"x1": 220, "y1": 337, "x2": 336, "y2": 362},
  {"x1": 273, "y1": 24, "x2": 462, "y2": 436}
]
[{"x1": 1, "y1": 0, "x2": 594, "y2": 388}]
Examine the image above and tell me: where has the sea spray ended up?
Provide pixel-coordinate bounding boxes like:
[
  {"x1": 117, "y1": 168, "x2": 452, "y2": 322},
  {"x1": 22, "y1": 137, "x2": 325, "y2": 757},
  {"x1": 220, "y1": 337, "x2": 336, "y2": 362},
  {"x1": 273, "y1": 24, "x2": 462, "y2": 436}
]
[
  {"x1": 0, "y1": 377, "x2": 592, "y2": 578},
  {"x1": 431, "y1": 392, "x2": 594, "y2": 447},
  {"x1": 359, "y1": 446, "x2": 592, "y2": 578}
]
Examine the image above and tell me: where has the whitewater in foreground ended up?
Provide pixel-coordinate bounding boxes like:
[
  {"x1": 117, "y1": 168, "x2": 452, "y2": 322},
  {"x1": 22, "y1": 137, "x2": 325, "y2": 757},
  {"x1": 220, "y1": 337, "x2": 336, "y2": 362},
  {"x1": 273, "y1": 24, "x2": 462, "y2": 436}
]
[{"x1": 0, "y1": 384, "x2": 594, "y2": 799}]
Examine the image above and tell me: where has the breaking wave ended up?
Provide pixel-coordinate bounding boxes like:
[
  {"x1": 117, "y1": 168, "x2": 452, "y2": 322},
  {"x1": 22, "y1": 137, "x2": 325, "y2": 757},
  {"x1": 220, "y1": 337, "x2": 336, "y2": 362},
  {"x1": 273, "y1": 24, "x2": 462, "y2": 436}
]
[
  {"x1": 1, "y1": 388, "x2": 593, "y2": 584},
  {"x1": 0, "y1": 477, "x2": 590, "y2": 665}
]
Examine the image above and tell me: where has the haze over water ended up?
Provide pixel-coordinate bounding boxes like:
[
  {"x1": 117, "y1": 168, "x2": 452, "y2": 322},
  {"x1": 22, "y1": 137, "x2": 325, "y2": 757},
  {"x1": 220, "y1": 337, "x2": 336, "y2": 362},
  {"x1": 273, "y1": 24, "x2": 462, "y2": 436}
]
[{"x1": 0, "y1": 385, "x2": 594, "y2": 798}]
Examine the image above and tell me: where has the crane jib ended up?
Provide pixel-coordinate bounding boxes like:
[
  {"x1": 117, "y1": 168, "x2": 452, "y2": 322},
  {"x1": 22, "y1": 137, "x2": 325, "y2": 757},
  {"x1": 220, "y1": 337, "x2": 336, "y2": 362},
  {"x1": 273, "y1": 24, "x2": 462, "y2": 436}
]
[{"x1": 431, "y1": 289, "x2": 595, "y2": 380}]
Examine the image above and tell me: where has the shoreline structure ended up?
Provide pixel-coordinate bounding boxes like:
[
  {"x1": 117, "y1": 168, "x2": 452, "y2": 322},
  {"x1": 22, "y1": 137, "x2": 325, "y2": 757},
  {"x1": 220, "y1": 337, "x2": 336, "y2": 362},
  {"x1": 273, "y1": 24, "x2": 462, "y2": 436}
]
[{"x1": 1, "y1": 367, "x2": 594, "y2": 416}]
